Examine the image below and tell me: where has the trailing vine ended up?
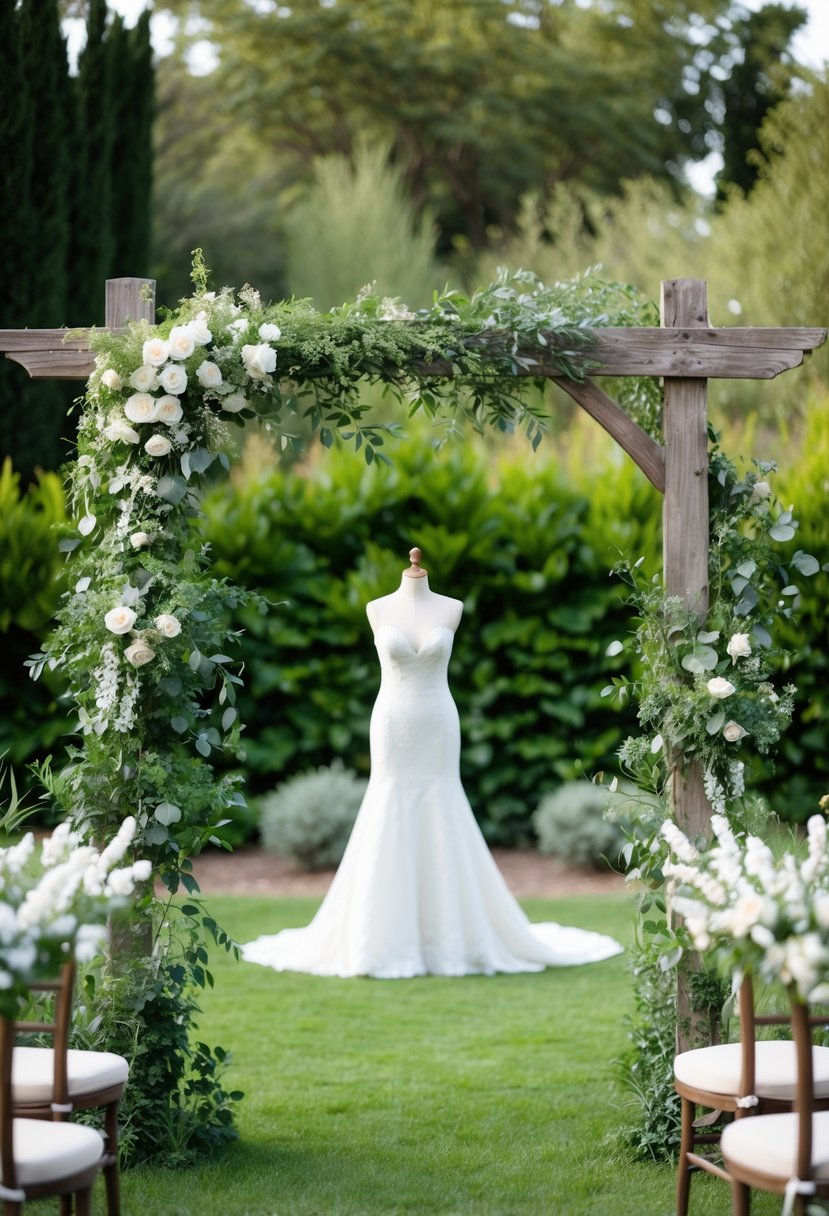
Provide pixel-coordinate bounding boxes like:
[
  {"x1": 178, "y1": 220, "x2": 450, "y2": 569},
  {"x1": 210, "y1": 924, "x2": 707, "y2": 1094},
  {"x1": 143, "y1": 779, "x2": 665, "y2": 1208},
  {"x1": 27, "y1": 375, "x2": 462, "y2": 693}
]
[{"x1": 28, "y1": 260, "x2": 660, "y2": 1162}]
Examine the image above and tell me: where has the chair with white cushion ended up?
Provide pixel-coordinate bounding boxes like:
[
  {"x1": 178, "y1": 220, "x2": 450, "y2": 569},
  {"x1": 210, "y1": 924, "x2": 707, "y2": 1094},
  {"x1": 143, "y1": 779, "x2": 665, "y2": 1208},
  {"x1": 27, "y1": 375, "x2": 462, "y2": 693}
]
[
  {"x1": 722, "y1": 992, "x2": 829, "y2": 1216},
  {"x1": 11, "y1": 964, "x2": 129, "y2": 1216},
  {"x1": 0, "y1": 982, "x2": 106, "y2": 1215},
  {"x1": 674, "y1": 974, "x2": 829, "y2": 1216}
]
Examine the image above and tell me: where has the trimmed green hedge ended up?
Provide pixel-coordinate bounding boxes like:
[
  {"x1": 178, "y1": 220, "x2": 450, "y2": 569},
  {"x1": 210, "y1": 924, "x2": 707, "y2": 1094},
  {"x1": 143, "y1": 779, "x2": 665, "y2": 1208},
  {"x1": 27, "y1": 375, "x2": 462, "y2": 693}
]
[
  {"x1": 3, "y1": 397, "x2": 826, "y2": 839},
  {"x1": 200, "y1": 429, "x2": 662, "y2": 842}
]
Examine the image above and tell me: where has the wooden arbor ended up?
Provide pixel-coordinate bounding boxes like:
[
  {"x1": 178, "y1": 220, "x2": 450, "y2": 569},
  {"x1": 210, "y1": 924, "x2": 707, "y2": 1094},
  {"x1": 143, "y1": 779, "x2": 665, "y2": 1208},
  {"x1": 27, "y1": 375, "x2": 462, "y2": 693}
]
[{"x1": 1, "y1": 276, "x2": 826, "y2": 1045}]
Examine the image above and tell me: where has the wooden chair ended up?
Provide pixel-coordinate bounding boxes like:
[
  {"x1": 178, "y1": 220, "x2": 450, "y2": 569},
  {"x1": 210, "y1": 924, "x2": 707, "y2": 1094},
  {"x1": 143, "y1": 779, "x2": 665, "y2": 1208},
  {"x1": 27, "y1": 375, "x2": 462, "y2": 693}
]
[
  {"x1": 674, "y1": 974, "x2": 829, "y2": 1216},
  {"x1": 721, "y1": 991, "x2": 829, "y2": 1215},
  {"x1": 0, "y1": 969, "x2": 105, "y2": 1215},
  {"x1": 10, "y1": 964, "x2": 129, "y2": 1216}
]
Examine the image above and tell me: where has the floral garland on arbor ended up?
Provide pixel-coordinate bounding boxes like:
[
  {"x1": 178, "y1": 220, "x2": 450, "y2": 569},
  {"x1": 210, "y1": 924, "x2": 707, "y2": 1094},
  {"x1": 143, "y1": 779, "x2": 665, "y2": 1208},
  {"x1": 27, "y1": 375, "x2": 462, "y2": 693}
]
[{"x1": 27, "y1": 263, "x2": 661, "y2": 1162}]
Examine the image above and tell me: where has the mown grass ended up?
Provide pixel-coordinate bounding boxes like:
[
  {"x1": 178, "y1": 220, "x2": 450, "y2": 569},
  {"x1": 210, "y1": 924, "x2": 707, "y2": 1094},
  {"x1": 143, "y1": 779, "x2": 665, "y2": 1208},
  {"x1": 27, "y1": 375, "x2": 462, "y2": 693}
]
[{"x1": 105, "y1": 894, "x2": 778, "y2": 1214}]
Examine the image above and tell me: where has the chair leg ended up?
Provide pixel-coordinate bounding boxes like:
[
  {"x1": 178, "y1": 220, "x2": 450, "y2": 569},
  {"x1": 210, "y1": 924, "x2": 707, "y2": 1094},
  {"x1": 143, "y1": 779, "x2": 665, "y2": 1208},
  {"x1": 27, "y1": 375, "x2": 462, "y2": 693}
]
[
  {"x1": 676, "y1": 1095, "x2": 696, "y2": 1216},
  {"x1": 60, "y1": 1192, "x2": 72, "y2": 1216},
  {"x1": 103, "y1": 1100, "x2": 121, "y2": 1216},
  {"x1": 731, "y1": 1180, "x2": 751, "y2": 1216},
  {"x1": 76, "y1": 1187, "x2": 92, "y2": 1216}
]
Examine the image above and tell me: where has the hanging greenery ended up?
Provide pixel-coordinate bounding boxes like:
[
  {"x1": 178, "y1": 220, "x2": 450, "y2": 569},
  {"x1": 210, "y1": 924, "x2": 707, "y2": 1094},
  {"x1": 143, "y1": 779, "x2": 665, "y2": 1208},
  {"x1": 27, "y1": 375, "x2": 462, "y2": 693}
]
[{"x1": 25, "y1": 260, "x2": 659, "y2": 1161}]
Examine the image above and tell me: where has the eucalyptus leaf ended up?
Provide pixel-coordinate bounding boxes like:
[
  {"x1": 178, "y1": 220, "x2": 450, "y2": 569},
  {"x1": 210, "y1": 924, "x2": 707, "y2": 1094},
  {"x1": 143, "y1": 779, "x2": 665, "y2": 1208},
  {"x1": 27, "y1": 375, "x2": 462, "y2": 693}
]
[
  {"x1": 221, "y1": 707, "x2": 237, "y2": 730},
  {"x1": 143, "y1": 823, "x2": 169, "y2": 846},
  {"x1": 195, "y1": 735, "x2": 212, "y2": 758},
  {"x1": 157, "y1": 475, "x2": 188, "y2": 505},
  {"x1": 188, "y1": 448, "x2": 216, "y2": 475},
  {"x1": 791, "y1": 550, "x2": 819, "y2": 577},
  {"x1": 170, "y1": 716, "x2": 189, "y2": 734},
  {"x1": 781, "y1": 585, "x2": 800, "y2": 596},
  {"x1": 769, "y1": 523, "x2": 796, "y2": 542},
  {"x1": 681, "y1": 645, "x2": 719, "y2": 673},
  {"x1": 188, "y1": 648, "x2": 202, "y2": 672},
  {"x1": 605, "y1": 640, "x2": 624, "y2": 657},
  {"x1": 696, "y1": 630, "x2": 720, "y2": 644},
  {"x1": 154, "y1": 802, "x2": 183, "y2": 826},
  {"x1": 706, "y1": 712, "x2": 725, "y2": 735},
  {"x1": 752, "y1": 624, "x2": 772, "y2": 647},
  {"x1": 159, "y1": 677, "x2": 182, "y2": 697},
  {"x1": 736, "y1": 559, "x2": 757, "y2": 579}
]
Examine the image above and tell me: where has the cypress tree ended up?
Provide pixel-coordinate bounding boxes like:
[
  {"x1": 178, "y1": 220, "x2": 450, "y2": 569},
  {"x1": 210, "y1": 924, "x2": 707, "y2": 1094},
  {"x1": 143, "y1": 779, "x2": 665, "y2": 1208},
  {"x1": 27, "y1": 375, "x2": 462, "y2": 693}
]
[
  {"x1": 9, "y1": 0, "x2": 74, "y2": 476},
  {"x1": 71, "y1": 0, "x2": 115, "y2": 325},
  {"x1": 0, "y1": 0, "x2": 34, "y2": 470},
  {"x1": 110, "y1": 8, "x2": 154, "y2": 278}
]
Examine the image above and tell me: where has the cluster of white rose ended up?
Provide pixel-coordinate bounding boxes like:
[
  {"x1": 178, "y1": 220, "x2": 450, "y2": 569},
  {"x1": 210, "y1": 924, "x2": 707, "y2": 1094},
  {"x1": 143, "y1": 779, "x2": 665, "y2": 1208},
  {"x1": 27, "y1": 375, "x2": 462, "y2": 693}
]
[
  {"x1": 662, "y1": 812, "x2": 829, "y2": 1001},
  {"x1": 103, "y1": 600, "x2": 181, "y2": 670},
  {"x1": 0, "y1": 818, "x2": 151, "y2": 994}
]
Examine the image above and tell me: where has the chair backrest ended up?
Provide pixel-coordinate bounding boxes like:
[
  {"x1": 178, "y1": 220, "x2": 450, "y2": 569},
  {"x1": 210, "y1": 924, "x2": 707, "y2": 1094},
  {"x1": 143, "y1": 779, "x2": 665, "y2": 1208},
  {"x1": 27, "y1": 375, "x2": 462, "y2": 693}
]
[
  {"x1": 0, "y1": 962, "x2": 75, "y2": 1192},
  {"x1": 737, "y1": 974, "x2": 821, "y2": 1177}
]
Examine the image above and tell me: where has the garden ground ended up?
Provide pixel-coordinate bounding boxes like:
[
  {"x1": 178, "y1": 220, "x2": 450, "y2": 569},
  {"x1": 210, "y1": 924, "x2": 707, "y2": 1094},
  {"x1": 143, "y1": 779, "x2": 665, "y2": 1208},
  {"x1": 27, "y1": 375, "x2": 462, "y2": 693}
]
[{"x1": 113, "y1": 856, "x2": 785, "y2": 1216}]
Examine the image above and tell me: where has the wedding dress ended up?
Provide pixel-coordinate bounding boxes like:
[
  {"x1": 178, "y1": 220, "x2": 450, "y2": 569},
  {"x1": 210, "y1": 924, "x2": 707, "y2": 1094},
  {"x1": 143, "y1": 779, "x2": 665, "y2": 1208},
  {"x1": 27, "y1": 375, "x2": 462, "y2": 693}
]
[{"x1": 242, "y1": 624, "x2": 623, "y2": 978}]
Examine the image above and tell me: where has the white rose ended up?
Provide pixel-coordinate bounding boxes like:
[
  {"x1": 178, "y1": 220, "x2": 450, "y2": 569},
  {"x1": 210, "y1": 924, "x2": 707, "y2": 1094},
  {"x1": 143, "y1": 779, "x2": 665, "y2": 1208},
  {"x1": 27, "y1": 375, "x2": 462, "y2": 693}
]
[
  {"x1": 124, "y1": 392, "x2": 158, "y2": 424},
  {"x1": 196, "y1": 361, "x2": 223, "y2": 388},
  {"x1": 144, "y1": 434, "x2": 172, "y2": 458},
  {"x1": 154, "y1": 613, "x2": 182, "y2": 638},
  {"x1": 130, "y1": 531, "x2": 151, "y2": 549},
  {"x1": 751, "y1": 480, "x2": 771, "y2": 500},
  {"x1": 726, "y1": 633, "x2": 752, "y2": 663},
  {"x1": 103, "y1": 419, "x2": 140, "y2": 445},
  {"x1": 707, "y1": 676, "x2": 736, "y2": 700},
  {"x1": 104, "y1": 605, "x2": 137, "y2": 635},
  {"x1": 723, "y1": 720, "x2": 748, "y2": 743},
  {"x1": 228, "y1": 318, "x2": 249, "y2": 336},
  {"x1": 241, "y1": 342, "x2": 276, "y2": 380},
  {"x1": 158, "y1": 364, "x2": 188, "y2": 394},
  {"x1": 142, "y1": 337, "x2": 170, "y2": 366},
  {"x1": 101, "y1": 368, "x2": 122, "y2": 390},
  {"x1": 131, "y1": 859, "x2": 153, "y2": 882},
  {"x1": 167, "y1": 325, "x2": 196, "y2": 360},
  {"x1": 258, "y1": 322, "x2": 281, "y2": 341},
  {"x1": 124, "y1": 639, "x2": 155, "y2": 667},
  {"x1": 221, "y1": 392, "x2": 248, "y2": 413},
  {"x1": 129, "y1": 364, "x2": 159, "y2": 393},
  {"x1": 155, "y1": 395, "x2": 184, "y2": 424},
  {"x1": 187, "y1": 314, "x2": 213, "y2": 346}
]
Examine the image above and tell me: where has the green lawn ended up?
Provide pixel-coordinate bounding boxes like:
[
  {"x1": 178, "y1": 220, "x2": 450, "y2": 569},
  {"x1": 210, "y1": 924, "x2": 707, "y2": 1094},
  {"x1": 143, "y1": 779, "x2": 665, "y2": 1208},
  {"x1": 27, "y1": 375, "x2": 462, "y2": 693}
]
[{"x1": 108, "y1": 893, "x2": 781, "y2": 1215}]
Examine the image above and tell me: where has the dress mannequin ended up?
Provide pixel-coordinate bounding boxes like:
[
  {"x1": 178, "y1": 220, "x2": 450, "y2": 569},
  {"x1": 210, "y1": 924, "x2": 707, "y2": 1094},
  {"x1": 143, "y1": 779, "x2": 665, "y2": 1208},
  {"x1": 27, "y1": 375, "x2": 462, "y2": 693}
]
[
  {"x1": 241, "y1": 547, "x2": 622, "y2": 978},
  {"x1": 366, "y1": 549, "x2": 463, "y2": 650}
]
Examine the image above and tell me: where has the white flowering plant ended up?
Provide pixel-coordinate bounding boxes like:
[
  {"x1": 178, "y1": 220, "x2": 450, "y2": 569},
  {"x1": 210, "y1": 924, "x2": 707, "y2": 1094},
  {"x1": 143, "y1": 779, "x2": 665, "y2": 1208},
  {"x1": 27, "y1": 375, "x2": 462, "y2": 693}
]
[
  {"x1": 0, "y1": 817, "x2": 150, "y2": 1017},
  {"x1": 661, "y1": 809, "x2": 829, "y2": 1002},
  {"x1": 604, "y1": 442, "x2": 819, "y2": 820}
]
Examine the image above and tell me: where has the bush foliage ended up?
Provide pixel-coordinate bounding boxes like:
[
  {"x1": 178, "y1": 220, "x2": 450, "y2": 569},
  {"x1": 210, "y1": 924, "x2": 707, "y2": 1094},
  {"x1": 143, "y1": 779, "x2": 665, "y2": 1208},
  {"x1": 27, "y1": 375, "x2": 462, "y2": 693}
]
[
  {"x1": 259, "y1": 762, "x2": 367, "y2": 870},
  {"x1": 3, "y1": 397, "x2": 827, "y2": 841}
]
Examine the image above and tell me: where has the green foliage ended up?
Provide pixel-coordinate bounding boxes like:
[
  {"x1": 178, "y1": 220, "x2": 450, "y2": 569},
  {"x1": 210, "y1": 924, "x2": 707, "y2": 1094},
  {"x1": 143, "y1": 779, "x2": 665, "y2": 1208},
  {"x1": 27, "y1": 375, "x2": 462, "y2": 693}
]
[
  {"x1": 259, "y1": 763, "x2": 367, "y2": 870},
  {"x1": 0, "y1": 459, "x2": 71, "y2": 777},
  {"x1": 80, "y1": 927, "x2": 243, "y2": 1167},
  {"x1": 531, "y1": 780, "x2": 628, "y2": 870},
  {"x1": 284, "y1": 140, "x2": 442, "y2": 310},
  {"x1": 609, "y1": 439, "x2": 818, "y2": 817}
]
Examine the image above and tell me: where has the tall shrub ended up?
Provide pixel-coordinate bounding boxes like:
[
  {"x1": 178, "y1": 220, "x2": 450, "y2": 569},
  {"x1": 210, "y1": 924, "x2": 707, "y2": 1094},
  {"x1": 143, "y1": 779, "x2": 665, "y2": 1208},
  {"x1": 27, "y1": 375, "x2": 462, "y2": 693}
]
[{"x1": 284, "y1": 140, "x2": 442, "y2": 309}]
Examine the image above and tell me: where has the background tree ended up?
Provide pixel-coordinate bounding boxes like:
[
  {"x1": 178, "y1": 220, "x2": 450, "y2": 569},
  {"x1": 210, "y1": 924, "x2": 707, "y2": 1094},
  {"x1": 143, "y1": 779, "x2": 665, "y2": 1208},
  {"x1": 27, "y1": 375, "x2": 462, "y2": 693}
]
[{"x1": 715, "y1": 2, "x2": 808, "y2": 197}]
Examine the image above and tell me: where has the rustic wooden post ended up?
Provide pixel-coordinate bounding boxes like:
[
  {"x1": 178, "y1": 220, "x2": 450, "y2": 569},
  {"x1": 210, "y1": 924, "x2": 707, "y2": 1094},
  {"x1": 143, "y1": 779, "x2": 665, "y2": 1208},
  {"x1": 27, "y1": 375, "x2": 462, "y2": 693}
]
[
  {"x1": 105, "y1": 277, "x2": 156, "y2": 330},
  {"x1": 660, "y1": 278, "x2": 715, "y2": 1051}
]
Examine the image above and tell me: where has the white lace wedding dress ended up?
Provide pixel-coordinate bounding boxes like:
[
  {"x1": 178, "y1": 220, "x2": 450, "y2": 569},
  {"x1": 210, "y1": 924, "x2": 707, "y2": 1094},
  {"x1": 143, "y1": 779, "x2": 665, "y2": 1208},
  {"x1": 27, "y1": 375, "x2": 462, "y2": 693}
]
[{"x1": 242, "y1": 625, "x2": 623, "y2": 978}]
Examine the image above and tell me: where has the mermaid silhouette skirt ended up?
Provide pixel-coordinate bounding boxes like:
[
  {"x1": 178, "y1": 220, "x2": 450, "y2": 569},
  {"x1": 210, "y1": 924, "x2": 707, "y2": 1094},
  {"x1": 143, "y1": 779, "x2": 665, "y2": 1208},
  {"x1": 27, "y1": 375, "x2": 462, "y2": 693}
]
[{"x1": 242, "y1": 626, "x2": 623, "y2": 978}]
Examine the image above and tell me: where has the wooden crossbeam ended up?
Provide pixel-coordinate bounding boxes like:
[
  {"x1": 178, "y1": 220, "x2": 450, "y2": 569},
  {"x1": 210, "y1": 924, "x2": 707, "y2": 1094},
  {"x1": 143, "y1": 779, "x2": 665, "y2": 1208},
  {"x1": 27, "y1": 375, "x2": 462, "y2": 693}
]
[{"x1": 1, "y1": 324, "x2": 825, "y2": 382}]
